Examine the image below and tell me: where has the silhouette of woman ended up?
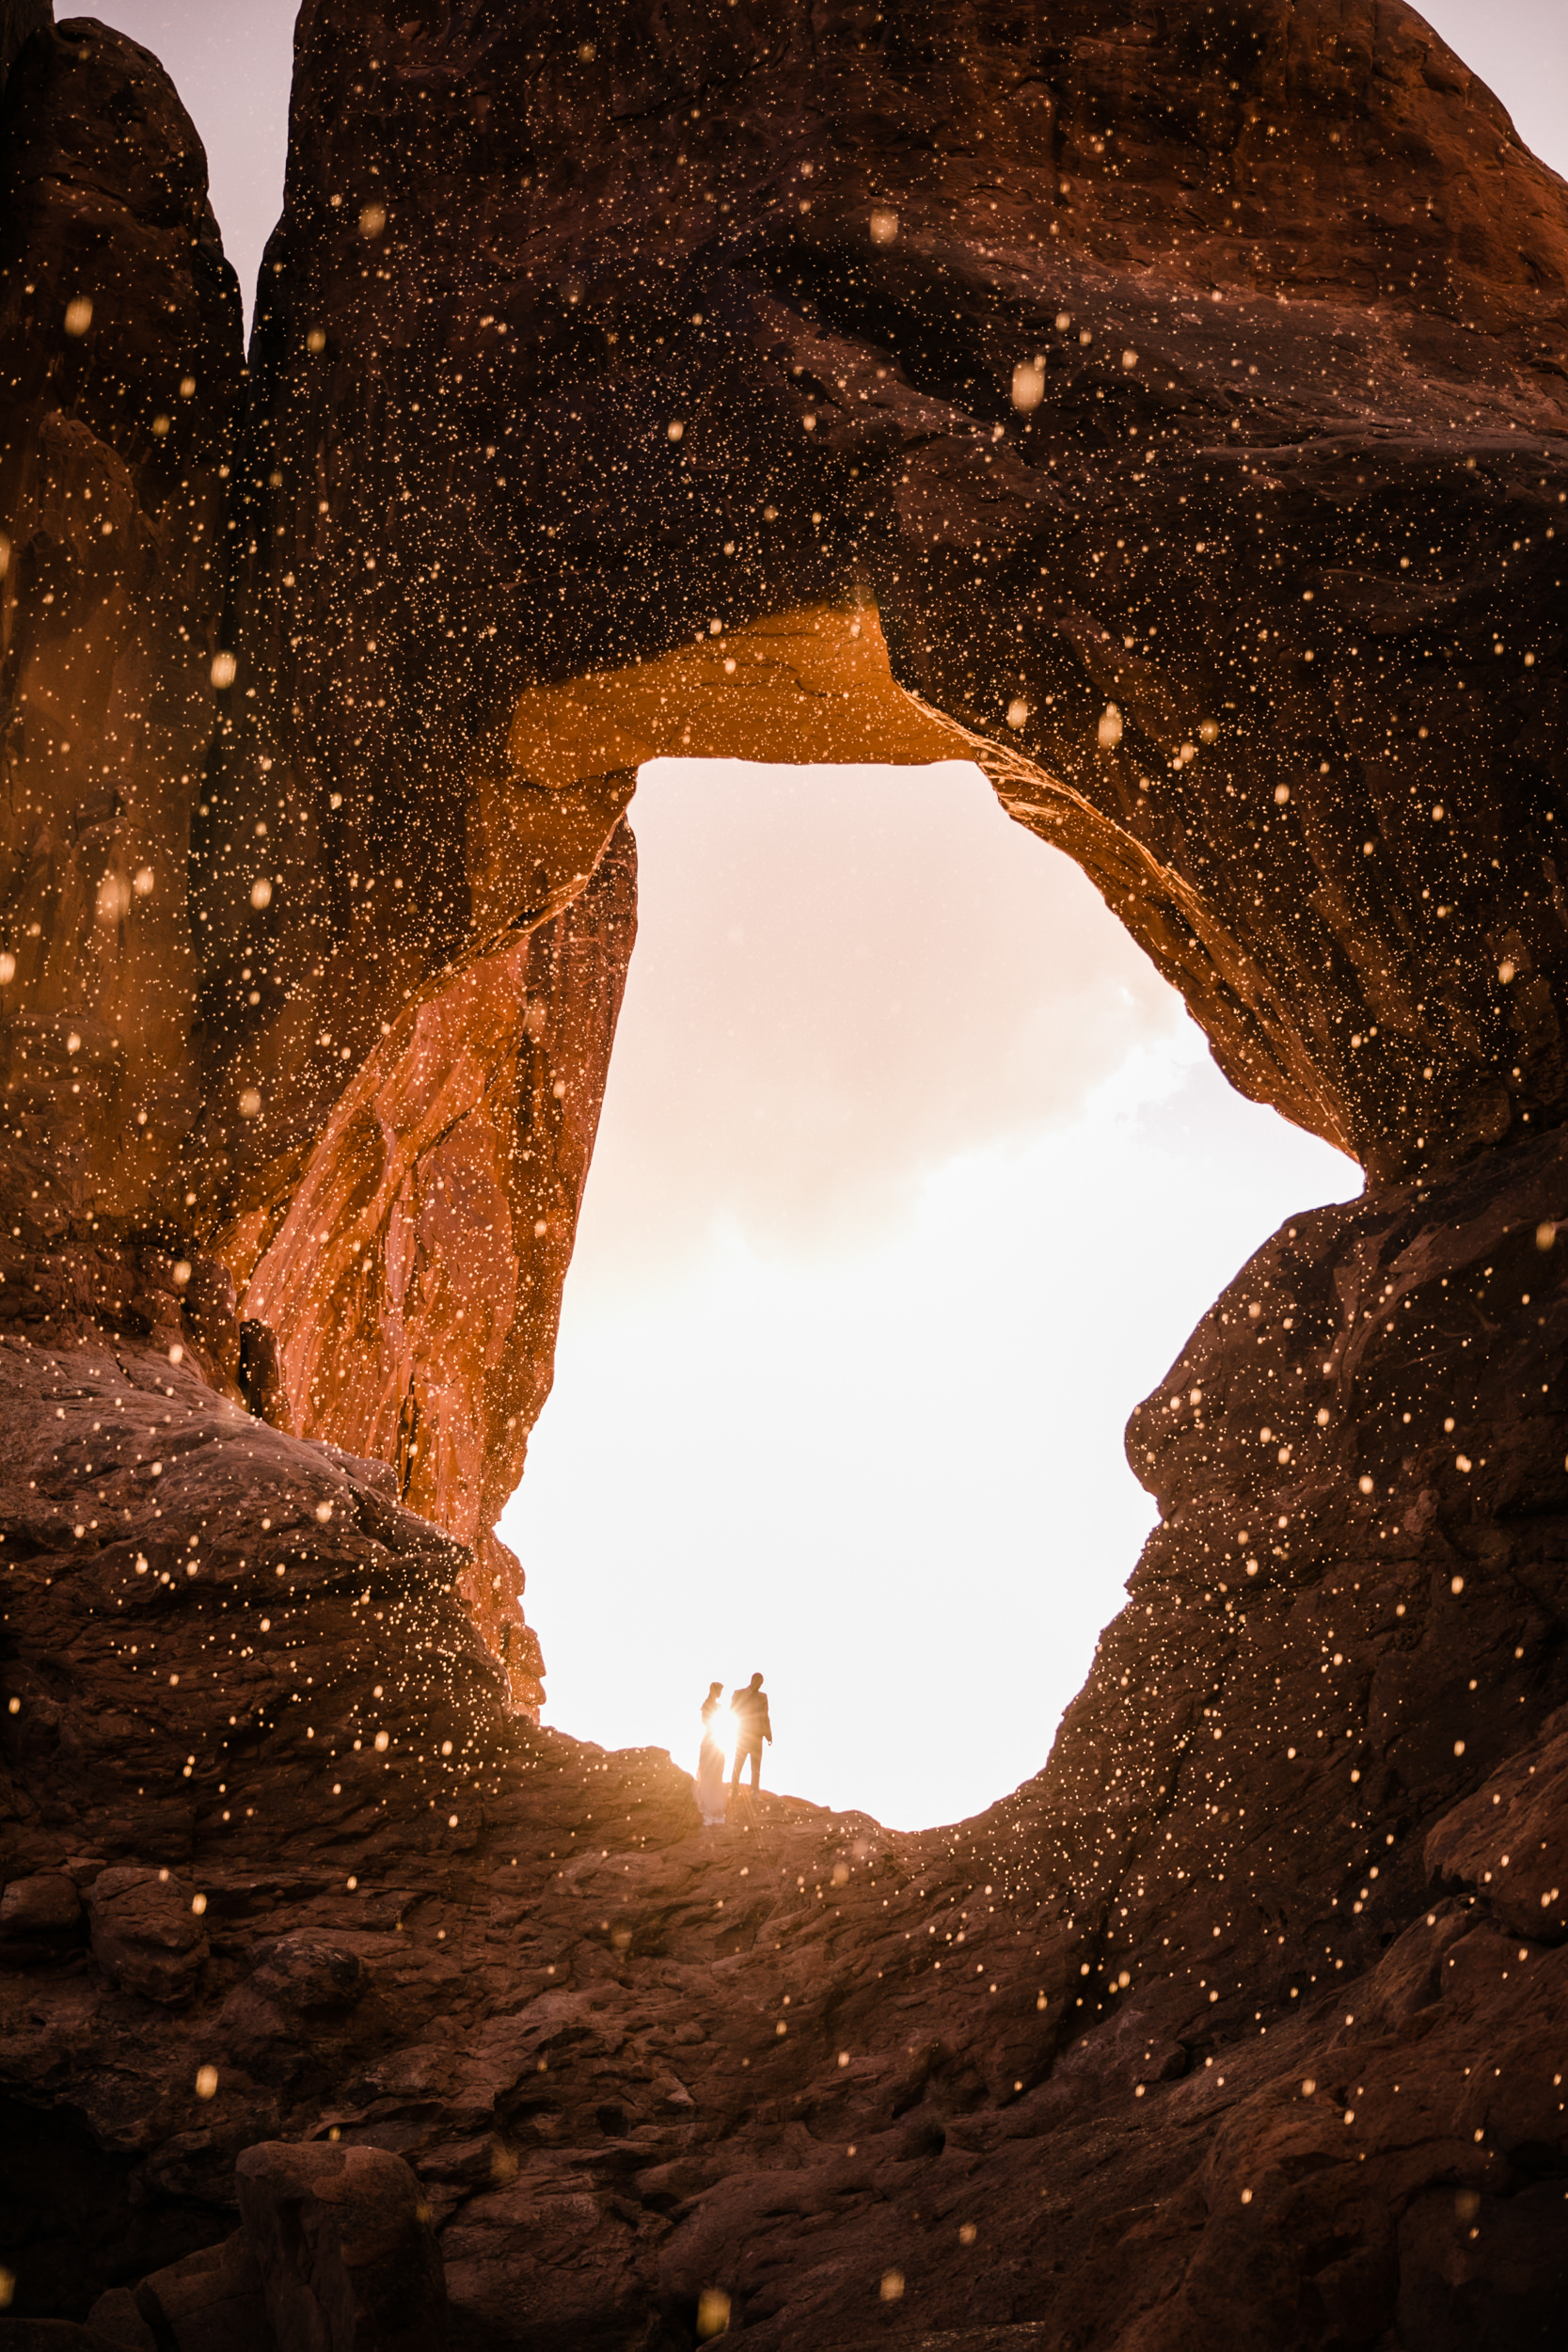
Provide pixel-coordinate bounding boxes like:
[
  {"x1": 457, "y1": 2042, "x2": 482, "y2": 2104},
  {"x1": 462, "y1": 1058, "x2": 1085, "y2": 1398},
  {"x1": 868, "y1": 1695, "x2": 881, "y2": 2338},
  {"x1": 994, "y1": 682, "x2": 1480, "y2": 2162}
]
[{"x1": 696, "y1": 1682, "x2": 727, "y2": 1826}]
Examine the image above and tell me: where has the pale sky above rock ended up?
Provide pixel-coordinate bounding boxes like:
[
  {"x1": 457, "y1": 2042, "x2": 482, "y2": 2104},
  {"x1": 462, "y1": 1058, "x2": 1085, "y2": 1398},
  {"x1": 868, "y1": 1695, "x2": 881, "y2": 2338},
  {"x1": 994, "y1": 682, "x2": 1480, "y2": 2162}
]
[{"x1": 87, "y1": 0, "x2": 1562, "y2": 1824}]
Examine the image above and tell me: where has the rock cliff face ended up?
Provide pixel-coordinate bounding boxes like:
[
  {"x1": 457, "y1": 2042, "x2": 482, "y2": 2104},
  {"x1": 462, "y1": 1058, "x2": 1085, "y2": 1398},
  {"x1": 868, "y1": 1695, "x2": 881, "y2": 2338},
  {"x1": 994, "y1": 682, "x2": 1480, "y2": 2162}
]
[
  {"x1": 3, "y1": 0, "x2": 1568, "y2": 2344},
  {"x1": 0, "y1": 11, "x2": 243, "y2": 1219},
  {"x1": 232, "y1": 0, "x2": 1568, "y2": 1190},
  {"x1": 234, "y1": 825, "x2": 637, "y2": 1708}
]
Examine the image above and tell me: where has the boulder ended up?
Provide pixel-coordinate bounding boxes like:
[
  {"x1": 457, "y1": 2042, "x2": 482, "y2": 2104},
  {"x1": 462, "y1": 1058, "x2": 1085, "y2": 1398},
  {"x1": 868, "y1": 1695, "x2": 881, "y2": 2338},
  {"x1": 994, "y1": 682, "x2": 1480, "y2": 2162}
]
[
  {"x1": 73, "y1": 2294, "x2": 155, "y2": 2352},
  {"x1": 85, "y1": 1869, "x2": 208, "y2": 2005},
  {"x1": 89, "y1": 2234, "x2": 273, "y2": 2352},
  {"x1": 234, "y1": 2141, "x2": 447, "y2": 2352},
  {"x1": 0, "y1": 1876, "x2": 82, "y2": 1934},
  {"x1": 248, "y1": 1939, "x2": 366, "y2": 2018}
]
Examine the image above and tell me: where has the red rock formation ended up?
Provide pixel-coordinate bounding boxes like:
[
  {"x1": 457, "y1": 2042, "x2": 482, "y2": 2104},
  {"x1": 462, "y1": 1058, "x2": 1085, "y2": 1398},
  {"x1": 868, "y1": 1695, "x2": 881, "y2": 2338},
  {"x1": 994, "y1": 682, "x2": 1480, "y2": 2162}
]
[
  {"x1": 0, "y1": 12, "x2": 242, "y2": 1219},
  {"x1": 156, "y1": 0, "x2": 1568, "y2": 1731},
  {"x1": 231, "y1": 0, "x2": 1568, "y2": 1188},
  {"x1": 232, "y1": 824, "x2": 637, "y2": 1712},
  {"x1": 0, "y1": 8, "x2": 620, "y2": 1692},
  {"x1": 3, "y1": 1131, "x2": 1568, "y2": 2341},
  {"x1": 5, "y1": 0, "x2": 1568, "y2": 2344}
]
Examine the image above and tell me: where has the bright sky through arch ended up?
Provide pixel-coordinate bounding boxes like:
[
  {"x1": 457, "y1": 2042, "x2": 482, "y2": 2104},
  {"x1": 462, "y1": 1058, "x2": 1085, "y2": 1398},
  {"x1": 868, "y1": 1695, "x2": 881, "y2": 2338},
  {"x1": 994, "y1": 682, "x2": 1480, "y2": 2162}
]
[{"x1": 500, "y1": 760, "x2": 1359, "y2": 1830}]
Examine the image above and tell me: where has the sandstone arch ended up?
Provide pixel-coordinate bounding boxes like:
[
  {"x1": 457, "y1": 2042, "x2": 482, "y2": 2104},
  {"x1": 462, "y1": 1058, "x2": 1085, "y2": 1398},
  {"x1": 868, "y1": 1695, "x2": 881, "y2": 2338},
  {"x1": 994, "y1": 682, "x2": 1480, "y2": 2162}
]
[
  {"x1": 230, "y1": 588, "x2": 1358, "y2": 1708},
  {"x1": 5, "y1": 0, "x2": 1568, "y2": 2340},
  {"x1": 185, "y1": 0, "x2": 1568, "y2": 1710}
]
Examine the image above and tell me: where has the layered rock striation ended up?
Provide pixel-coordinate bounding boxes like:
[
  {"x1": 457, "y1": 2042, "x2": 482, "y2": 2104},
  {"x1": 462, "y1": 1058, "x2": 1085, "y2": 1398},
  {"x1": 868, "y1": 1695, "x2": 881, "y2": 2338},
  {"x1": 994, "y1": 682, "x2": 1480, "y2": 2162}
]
[{"x1": 3, "y1": 0, "x2": 1568, "y2": 2344}]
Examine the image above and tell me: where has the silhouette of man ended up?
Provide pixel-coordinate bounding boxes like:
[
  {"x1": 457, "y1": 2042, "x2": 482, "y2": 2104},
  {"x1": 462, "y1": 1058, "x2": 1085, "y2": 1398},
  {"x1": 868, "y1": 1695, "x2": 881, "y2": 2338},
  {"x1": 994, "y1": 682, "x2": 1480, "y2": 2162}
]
[{"x1": 729, "y1": 1673, "x2": 771, "y2": 1792}]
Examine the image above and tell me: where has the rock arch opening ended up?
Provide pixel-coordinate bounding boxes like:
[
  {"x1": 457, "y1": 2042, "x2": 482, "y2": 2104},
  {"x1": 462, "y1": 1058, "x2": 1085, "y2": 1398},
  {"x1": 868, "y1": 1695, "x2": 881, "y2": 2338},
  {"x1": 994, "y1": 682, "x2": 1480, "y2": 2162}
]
[
  {"x1": 218, "y1": 590, "x2": 1366, "y2": 1729},
  {"x1": 503, "y1": 749, "x2": 1358, "y2": 1824}
]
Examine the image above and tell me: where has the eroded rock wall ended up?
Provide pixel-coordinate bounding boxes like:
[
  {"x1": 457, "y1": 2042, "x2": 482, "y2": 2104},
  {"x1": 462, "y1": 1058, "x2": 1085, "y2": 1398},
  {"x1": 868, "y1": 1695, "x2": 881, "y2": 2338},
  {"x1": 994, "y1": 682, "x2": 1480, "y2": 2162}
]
[
  {"x1": 227, "y1": 0, "x2": 1568, "y2": 1194},
  {"x1": 230, "y1": 820, "x2": 638, "y2": 1710},
  {"x1": 0, "y1": 13, "x2": 631, "y2": 1694},
  {"x1": 171, "y1": 0, "x2": 1568, "y2": 1704},
  {"x1": 991, "y1": 1124, "x2": 1568, "y2": 2025},
  {"x1": 5, "y1": 1, "x2": 1568, "y2": 2345},
  {"x1": 0, "y1": 10, "x2": 243, "y2": 1220}
]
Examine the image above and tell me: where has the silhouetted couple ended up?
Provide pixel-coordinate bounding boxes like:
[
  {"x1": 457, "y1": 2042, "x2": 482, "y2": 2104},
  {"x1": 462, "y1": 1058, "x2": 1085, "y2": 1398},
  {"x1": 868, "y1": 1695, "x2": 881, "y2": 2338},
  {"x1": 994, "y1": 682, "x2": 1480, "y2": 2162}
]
[{"x1": 695, "y1": 1674, "x2": 772, "y2": 1826}]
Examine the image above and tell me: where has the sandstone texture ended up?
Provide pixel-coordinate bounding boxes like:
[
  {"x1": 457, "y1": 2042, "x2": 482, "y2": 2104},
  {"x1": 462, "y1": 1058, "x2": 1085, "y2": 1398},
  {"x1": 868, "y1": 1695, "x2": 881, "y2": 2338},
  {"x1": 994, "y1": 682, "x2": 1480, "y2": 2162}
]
[
  {"x1": 234, "y1": 2138, "x2": 448, "y2": 2352},
  {"x1": 230, "y1": 0, "x2": 1568, "y2": 1188},
  {"x1": 3, "y1": 0, "x2": 1568, "y2": 2345},
  {"x1": 0, "y1": 9, "x2": 242, "y2": 1216},
  {"x1": 229, "y1": 821, "x2": 638, "y2": 1712},
  {"x1": 85, "y1": 1864, "x2": 209, "y2": 2005}
]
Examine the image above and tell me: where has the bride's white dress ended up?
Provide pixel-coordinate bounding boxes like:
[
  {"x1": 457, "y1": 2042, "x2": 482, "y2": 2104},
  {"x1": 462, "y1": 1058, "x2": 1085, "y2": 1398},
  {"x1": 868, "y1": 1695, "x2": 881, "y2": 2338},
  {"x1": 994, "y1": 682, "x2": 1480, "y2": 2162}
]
[{"x1": 696, "y1": 1703, "x2": 727, "y2": 1825}]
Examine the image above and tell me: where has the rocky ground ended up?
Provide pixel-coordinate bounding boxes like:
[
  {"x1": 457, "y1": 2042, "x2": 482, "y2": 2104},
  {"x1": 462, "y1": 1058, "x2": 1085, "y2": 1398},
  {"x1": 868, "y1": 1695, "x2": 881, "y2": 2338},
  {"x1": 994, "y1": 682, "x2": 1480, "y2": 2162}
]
[{"x1": 5, "y1": 1120, "x2": 1568, "y2": 2346}]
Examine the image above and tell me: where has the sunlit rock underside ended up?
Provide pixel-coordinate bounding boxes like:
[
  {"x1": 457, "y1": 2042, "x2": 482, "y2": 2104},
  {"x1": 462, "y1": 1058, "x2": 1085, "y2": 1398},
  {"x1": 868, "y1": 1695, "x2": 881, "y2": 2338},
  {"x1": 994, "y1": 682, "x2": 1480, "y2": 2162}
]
[{"x1": 3, "y1": 0, "x2": 1568, "y2": 2343}]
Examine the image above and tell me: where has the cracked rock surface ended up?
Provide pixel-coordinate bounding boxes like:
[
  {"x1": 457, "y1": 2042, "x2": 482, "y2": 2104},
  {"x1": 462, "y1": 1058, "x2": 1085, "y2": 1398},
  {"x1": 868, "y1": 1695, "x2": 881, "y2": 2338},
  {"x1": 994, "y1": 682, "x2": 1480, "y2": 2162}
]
[
  {"x1": 5, "y1": 1126, "x2": 1568, "y2": 2344},
  {"x1": 4, "y1": 0, "x2": 1568, "y2": 2343}
]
